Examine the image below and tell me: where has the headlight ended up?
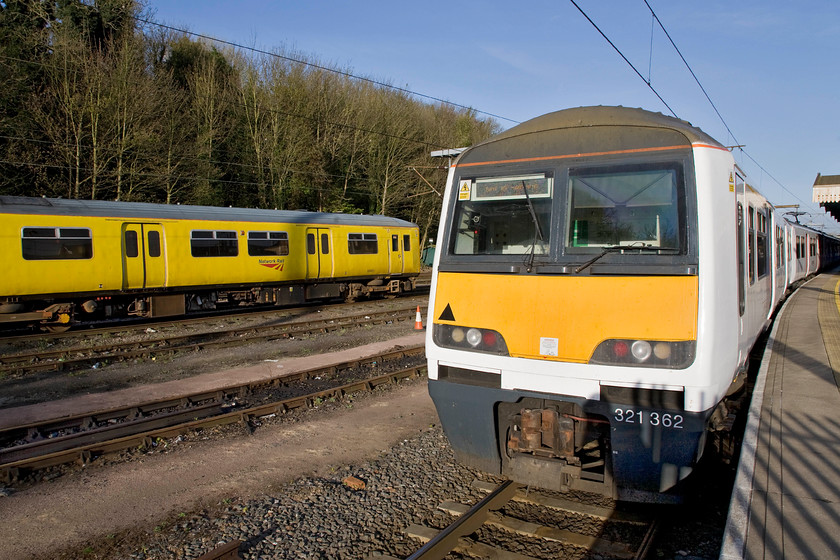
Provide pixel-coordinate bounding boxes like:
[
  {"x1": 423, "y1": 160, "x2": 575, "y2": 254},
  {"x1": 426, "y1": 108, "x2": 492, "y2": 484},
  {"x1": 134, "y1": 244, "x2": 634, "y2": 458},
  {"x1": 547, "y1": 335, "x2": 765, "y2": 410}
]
[
  {"x1": 589, "y1": 339, "x2": 695, "y2": 369},
  {"x1": 466, "y1": 328, "x2": 483, "y2": 347},
  {"x1": 630, "y1": 340, "x2": 652, "y2": 362},
  {"x1": 433, "y1": 324, "x2": 509, "y2": 355}
]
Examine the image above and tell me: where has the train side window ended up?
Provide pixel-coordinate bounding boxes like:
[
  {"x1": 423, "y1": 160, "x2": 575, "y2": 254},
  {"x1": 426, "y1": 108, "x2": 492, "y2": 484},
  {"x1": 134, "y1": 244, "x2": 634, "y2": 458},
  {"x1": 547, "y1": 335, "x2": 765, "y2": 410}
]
[
  {"x1": 392, "y1": 235, "x2": 399, "y2": 251},
  {"x1": 248, "y1": 231, "x2": 289, "y2": 256},
  {"x1": 348, "y1": 233, "x2": 378, "y2": 254},
  {"x1": 756, "y1": 209, "x2": 767, "y2": 279},
  {"x1": 776, "y1": 226, "x2": 784, "y2": 269},
  {"x1": 190, "y1": 230, "x2": 238, "y2": 257},
  {"x1": 403, "y1": 234, "x2": 411, "y2": 251},
  {"x1": 22, "y1": 226, "x2": 93, "y2": 260},
  {"x1": 307, "y1": 233, "x2": 316, "y2": 255},
  {"x1": 125, "y1": 230, "x2": 139, "y2": 258},
  {"x1": 320, "y1": 233, "x2": 329, "y2": 255},
  {"x1": 748, "y1": 206, "x2": 755, "y2": 284},
  {"x1": 147, "y1": 231, "x2": 161, "y2": 258},
  {"x1": 737, "y1": 203, "x2": 745, "y2": 316}
]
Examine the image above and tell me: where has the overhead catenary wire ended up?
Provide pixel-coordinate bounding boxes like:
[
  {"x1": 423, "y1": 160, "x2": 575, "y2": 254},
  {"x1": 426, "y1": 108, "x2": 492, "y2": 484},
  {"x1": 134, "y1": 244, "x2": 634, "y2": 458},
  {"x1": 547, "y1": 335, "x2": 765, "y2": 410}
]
[
  {"x1": 568, "y1": 0, "x2": 677, "y2": 118},
  {"x1": 133, "y1": 16, "x2": 520, "y2": 126},
  {"x1": 3, "y1": 7, "x2": 833, "y2": 228},
  {"x1": 640, "y1": 0, "x2": 826, "y2": 222},
  {"x1": 570, "y1": 0, "x2": 832, "y2": 228}
]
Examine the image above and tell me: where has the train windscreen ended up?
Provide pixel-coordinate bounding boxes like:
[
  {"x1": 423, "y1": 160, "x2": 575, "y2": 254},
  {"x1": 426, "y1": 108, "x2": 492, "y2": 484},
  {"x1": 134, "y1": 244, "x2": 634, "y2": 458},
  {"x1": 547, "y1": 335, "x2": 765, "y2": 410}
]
[
  {"x1": 450, "y1": 173, "x2": 552, "y2": 256},
  {"x1": 566, "y1": 162, "x2": 684, "y2": 252}
]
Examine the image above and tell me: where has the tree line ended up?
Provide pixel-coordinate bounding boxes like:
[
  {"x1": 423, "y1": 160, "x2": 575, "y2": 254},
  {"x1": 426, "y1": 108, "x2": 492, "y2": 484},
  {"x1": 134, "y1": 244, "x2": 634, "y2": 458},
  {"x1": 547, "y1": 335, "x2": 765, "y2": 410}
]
[{"x1": 0, "y1": 0, "x2": 498, "y2": 246}]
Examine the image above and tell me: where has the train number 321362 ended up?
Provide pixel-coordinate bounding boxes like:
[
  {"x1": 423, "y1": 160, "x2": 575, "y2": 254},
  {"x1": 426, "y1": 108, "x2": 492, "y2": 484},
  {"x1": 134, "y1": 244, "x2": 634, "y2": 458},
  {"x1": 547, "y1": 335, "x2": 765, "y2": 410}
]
[{"x1": 613, "y1": 408, "x2": 684, "y2": 429}]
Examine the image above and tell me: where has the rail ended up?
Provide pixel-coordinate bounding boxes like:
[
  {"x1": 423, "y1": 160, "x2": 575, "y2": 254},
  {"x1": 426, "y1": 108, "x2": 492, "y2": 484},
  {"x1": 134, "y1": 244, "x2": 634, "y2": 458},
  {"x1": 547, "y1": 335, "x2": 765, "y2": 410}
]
[
  {"x1": 383, "y1": 479, "x2": 658, "y2": 560},
  {"x1": 0, "y1": 305, "x2": 426, "y2": 377},
  {"x1": 0, "y1": 345, "x2": 426, "y2": 483}
]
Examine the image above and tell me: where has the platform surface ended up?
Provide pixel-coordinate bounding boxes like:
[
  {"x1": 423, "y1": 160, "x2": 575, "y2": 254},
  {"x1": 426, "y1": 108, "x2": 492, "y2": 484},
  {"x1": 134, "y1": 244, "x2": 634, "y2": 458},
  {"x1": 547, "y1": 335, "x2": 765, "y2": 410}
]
[{"x1": 721, "y1": 271, "x2": 840, "y2": 560}]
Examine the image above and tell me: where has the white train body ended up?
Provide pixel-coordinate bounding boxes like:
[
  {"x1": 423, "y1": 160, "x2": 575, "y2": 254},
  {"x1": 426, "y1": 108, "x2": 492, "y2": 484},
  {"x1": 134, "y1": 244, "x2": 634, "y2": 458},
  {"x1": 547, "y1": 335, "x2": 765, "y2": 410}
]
[{"x1": 425, "y1": 106, "x2": 838, "y2": 502}]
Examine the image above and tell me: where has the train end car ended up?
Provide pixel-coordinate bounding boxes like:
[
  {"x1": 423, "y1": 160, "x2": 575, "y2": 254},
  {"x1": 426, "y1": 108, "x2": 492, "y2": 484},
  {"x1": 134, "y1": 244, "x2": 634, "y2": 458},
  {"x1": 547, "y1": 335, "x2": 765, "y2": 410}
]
[
  {"x1": 0, "y1": 196, "x2": 420, "y2": 330},
  {"x1": 425, "y1": 106, "x2": 829, "y2": 503}
]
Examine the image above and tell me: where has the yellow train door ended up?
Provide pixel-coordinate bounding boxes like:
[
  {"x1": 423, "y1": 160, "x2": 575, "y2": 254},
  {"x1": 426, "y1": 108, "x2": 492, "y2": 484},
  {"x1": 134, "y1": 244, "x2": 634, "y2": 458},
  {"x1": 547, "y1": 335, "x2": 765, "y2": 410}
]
[
  {"x1": 122, "y1": 223, "x2": 166, "y2": 289},
  {"x1": 389, "y1": 231, "x2": 405, "y2": 274},
  {"x1": 305, "y1": 228, "x2": 333, "y2": 280}
]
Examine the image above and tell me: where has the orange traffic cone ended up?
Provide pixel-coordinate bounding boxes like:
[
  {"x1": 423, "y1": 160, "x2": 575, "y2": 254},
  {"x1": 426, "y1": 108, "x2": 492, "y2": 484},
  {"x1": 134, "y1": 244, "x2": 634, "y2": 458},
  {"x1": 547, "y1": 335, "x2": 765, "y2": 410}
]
[{"x1": 414, "y1": 306, "x2": 424, "y2": 330}]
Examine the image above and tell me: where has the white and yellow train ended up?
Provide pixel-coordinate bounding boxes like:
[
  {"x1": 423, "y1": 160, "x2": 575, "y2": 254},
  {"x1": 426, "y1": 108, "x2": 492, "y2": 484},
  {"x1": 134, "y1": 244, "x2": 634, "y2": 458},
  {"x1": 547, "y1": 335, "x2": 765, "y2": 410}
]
[
  {"x1": 0, "y1": 196, "x2": 420, "y2": 330},
  {"x1": 425, "y1": 106, "x2": 839, "y2": 502}
]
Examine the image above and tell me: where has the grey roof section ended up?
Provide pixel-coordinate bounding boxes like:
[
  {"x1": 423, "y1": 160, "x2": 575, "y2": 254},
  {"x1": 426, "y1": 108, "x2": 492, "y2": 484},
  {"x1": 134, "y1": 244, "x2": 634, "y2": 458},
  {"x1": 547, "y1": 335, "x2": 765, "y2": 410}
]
[
  {"x1": 455, "y1": 106, "x2": 723, "y2": 166},
  {"x1": 490, "y1": 106, "x2": 722, "y2": 146},
  {"x1": 0, "y1": 196, "x2": 417, "y2": 228}
]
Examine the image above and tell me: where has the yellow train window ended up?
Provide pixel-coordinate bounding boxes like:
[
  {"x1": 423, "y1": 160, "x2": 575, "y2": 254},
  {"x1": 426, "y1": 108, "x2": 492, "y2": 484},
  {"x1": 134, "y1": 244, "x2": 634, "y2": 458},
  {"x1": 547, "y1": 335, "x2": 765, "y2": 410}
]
[
  {"x1": 22, "y1": 227, "x2": 92, "y2": 260},
  {"x1": 248, "y1": 231, "x2": 289, "y2": 256},
  {"x1": 191, "y1": 230, "x2": 238, "y2": 257},
  {"x1": 348, "y1": 233, "x2": 377, "y2": 254}
]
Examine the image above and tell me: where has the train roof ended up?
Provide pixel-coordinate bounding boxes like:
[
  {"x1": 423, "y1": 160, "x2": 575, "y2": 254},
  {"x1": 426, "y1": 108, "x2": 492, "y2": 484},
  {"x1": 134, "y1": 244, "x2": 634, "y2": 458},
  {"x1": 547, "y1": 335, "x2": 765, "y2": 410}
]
[
  {"x1": 0, "y1": 196, "x2": 417, "y2": 228},
  {"x1": 457, "y1": 106, "x2": 724, "y2": 166}
]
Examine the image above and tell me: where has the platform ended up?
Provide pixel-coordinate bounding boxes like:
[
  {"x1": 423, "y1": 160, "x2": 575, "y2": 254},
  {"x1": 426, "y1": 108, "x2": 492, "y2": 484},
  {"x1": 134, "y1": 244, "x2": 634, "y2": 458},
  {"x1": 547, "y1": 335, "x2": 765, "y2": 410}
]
[{"x1": 721, "y1": 271, "x2": 840, "y2": 560}]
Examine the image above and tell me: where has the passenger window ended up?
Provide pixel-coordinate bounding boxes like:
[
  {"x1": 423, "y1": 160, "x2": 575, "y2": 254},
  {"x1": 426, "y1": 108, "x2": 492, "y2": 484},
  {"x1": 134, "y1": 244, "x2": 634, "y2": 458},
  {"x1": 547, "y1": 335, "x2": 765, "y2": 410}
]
[
  {"x1": 22, "y1": 227, "x2": 93, "y2": 260},
  {"x1": 147, "y1": 231, "x2": 161, "y2": 258},
  {"x1": 403, "y1": 235, "x2": 411, "y2": 251},
  {"x1": 190, "y1": 230, "x2": 238, "y2": 257},
  {"x1": 320, "y1": 233, "x2": 329, "y2": 255},
  {"x1": 348, "y1": 233, "x2": 378, "y2": 254},
  {"x1": 392, "y1": 235, "x2": 399, "y2": 251},
  {"x1": 756, "y1": 210, "x2": 767, "y2": 279},
  {"x1": 248, "y1": 231, "x2": 289, "y2": 256},
  {"x1": 307, "y1": 233, "x2": 316, "y2": 255},
  {"x1": 748, "y1": 206, "x2": 755, "y2": 284},
  {"x1": 125, "y1": 230, "x2": 139, "y2": 258}
]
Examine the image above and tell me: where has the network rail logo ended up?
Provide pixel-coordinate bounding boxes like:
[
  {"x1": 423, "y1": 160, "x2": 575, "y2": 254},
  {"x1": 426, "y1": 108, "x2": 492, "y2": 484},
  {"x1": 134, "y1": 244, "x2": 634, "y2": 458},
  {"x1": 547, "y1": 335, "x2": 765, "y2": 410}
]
[{"x1": 258, "y1": 258, "x2": 285, "y2": 271}]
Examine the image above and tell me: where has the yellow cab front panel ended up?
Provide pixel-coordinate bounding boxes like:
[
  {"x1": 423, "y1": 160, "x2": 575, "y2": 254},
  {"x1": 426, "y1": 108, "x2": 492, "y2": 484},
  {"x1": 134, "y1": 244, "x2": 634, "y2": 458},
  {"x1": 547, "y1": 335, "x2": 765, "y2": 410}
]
[{"x1": 433, "y1": 272, "x2": 697, "y2": 362}]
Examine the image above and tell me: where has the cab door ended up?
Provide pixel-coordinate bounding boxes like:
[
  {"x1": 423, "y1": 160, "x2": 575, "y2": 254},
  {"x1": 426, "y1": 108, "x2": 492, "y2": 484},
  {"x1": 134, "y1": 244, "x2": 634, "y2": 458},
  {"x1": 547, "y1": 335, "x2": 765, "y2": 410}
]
[
  {"x1": 306, "y1": 228, "x2": 333, "y2": 280},
  {"x1": 123, "y1": 223, "x2": 166, "y2": 289},
  {"x1": 388, "y1": 231, "x2": 405, "y2": 274}
]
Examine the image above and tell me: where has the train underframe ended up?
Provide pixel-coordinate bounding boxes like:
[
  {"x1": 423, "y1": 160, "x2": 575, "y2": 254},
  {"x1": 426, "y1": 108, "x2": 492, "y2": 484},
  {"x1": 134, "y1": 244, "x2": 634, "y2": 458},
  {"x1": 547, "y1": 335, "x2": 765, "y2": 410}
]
[
  {"x1": 0, "y1": 276, "x2": 416, "y2": 331},
  {"x1": 429, "y1": 371, "x2": 740, "y2": 504}
]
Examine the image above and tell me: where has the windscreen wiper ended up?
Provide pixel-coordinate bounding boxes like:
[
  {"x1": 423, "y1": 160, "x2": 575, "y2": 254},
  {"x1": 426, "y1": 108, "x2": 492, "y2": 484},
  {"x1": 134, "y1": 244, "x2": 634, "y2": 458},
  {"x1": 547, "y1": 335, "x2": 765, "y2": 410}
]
[
  {"x1": 574, "y1": 245, "x2": 626, "y2": 273},
  {"x1": 522, "y1": 180, "x2": 545, "y2": 272},
  {"x1": 573, "y1": 243, "x2": 679, "y2": 274},
  {"x1": 521, "y1": 180, "x2": 545, "y2": 242}
]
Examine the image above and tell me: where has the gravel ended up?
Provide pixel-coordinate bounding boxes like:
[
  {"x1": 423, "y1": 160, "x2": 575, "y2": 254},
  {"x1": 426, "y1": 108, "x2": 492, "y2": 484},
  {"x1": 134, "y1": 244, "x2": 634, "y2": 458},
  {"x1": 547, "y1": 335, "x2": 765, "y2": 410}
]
[
  {"x1": 68, "y1": 426, "x2": 488, "y2": 560},
  {"x1": 0, "y1": 294, "x2": 731, "y2": 560},
  {"x1": 34, "y1": 412, "x2": 730, "y2": 560}
]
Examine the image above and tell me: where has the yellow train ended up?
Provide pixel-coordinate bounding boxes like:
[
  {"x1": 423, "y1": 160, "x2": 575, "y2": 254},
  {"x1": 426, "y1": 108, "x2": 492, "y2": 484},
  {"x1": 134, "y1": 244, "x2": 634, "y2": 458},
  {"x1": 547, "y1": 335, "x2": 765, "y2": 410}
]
[{"x1": 0, "y1": 196, "x2": 420, "y2": 330}]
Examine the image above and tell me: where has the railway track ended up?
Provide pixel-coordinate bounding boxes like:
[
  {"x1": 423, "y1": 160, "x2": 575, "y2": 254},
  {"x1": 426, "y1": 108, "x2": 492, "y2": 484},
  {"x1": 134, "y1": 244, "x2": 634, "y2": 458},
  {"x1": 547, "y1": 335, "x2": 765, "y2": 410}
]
[
  {"x1": 0, "y1": 273, "x2": 432, "y2": 340},
  {"x1": 381, "y1": 480, "x2": 657, "y2": 560},
  {"x1": 0, "y1": 344, "x2": 426, "y2": 484},
  {"x1": 0, "y1": 303, "x2": 426, "y2": 378}
]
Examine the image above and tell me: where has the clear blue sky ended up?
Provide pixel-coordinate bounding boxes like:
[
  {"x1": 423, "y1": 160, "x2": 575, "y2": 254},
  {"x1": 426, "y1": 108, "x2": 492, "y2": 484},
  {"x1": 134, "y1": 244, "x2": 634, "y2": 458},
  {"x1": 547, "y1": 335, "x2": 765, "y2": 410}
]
[{"x1": 145, "y1": 0, "x2": 840, "y2": 232}]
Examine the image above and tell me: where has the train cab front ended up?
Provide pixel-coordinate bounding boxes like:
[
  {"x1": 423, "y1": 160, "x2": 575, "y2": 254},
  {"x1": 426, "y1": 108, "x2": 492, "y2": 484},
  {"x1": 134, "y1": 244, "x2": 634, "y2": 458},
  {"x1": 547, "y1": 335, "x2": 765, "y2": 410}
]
[
  {"x1": 426, "y1": 114, "x2": 712, "y2": 502},
  {"x1": 428, "y1": 304, "x2": 709, "y2": 504}
]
